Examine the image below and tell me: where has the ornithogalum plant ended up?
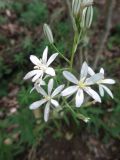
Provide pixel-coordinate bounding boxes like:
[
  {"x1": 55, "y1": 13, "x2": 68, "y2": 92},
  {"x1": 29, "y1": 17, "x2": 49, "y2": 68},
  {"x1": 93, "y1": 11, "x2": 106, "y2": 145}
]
[{"x1": 24, "y1": 0, "x2": 115, "y2": 122}]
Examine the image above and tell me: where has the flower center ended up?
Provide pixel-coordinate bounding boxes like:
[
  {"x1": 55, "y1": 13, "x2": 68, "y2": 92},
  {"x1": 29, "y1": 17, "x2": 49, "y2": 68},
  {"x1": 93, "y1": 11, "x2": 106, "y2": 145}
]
[
  {"x1": 45, "y1": 96, "x2": 51, "y2": 101},
  {"x1": 78, "y1": 81, "x2": 86, "y2": 89}
]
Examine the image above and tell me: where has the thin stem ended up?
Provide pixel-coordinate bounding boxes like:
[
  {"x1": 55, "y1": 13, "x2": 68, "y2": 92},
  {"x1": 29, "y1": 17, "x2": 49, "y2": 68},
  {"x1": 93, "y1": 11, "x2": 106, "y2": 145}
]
[
  {"x1": 70, "y1": 30, "x2": 82, "y2": 69},
  {"x1": 51, "y1": 43, "x2": 70, "y2": 64}
]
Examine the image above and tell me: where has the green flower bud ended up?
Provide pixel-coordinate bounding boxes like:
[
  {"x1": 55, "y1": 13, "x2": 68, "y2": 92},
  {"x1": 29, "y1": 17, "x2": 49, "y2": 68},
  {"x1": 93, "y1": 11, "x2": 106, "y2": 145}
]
[
  {"x1": 72, "y1": 0, "x2": 82, "y2": 16},
  {"x1": 81, "y1": 6, "x2": 93, "y2": 28},
  {"x1": 43, "y1": 23, "x2": 54, "y2": 44}
]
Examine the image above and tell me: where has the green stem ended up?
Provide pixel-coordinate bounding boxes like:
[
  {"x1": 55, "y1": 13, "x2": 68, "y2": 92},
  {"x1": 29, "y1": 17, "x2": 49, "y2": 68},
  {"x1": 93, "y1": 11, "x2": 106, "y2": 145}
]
[
  {"x1": 70, "y1": 30, "x2": 82, "y2": 69},
  {"x1": 51, "y1": 44, "x2": 70, "y2": 64}
]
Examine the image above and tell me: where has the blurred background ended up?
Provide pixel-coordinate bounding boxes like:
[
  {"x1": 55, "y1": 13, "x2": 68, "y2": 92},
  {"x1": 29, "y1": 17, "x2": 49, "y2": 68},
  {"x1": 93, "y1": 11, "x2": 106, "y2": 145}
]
[{"x1": 0, "y1": 0, "x2": 120, "y2": 160}]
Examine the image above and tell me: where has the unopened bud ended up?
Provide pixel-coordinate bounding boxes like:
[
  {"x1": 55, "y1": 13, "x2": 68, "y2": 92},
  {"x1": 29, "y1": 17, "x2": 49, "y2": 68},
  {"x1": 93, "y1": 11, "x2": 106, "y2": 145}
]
[
  {"x1": 72, "y1": 0, "x2": 82, "y2": 16},
  {"x1": 81, "y1": 6, "x2": 93, "y2": 28},
  {"x1": 77, "y1": 113, "x2": 90, "y2": 123},
  {"x1": 82, "y1": 0, "x2": 93, "y2": 7},
  {"x1": 43, "y1": 23, "x2": 54, "y2": 44}
]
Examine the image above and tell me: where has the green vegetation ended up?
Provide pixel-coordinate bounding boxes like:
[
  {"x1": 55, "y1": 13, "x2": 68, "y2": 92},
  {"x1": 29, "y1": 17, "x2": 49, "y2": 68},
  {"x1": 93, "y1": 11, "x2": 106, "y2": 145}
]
[{"x1": 0, "y1": 0, "x2": 120, "y2": 159}]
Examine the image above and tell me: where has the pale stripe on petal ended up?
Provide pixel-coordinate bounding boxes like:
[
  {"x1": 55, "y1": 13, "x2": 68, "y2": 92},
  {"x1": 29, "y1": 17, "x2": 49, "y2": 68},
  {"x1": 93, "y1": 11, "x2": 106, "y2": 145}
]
[
  {"x1": 23, "y1": 70, "x2": 41, "y2": 80},
  {"x1": 63, "y1": 71, "x2": 78, "y2": 84},
  {"x1": 35, "y1": 86, "x2": 47, "y2": 96},
  {"x1": 85, "y1": 73, "x2": 103, "y2": 85},
  {"x1": 48, "y1": 79, "x2": 54, "y2": 95},
  {"x1": 88, "y1": 66, "x2": 95, "y2": 76},
  {"x1": 84, "y1": 87, "x2": 101, "y2": 103},
  {"x1": 51, "y1": 99, "x2": 59, "y2": 107},
  {"x1": 61, "y1": 85, "x2": 78, "y2": 97},
  {"x1": 51, "y1": 85, "x2": 65, "y2": 97},
  {"x1": 29, "y1": 99, "x2": 47, "y2": 110},
  {"x1": 99, "y1": 85, "x2": 104, "y2": 97},
  {"x1": 100, "y1": 84, "x2": 114, "y2": 99},
  {"x1": 44, "y1": 102, "x2": 50, "y2": 122},
  {"x1": 30, "y1": 55, "x2": 41, "y2": 66},
  {"x1": 47, "y1": 53, "x2": 58, "y2": 66},
  {"x1": 75, "y1": 89, "x2": 84, "y2": 107},
  {"x1": 80, "y1": 61, "x2": 88, "y2": 80},
  {"x1": 45, "y1": 67, "x2": 55, "y2": 76},
  {"x1": 101, "y1": 79, "x2": 115, "y2": 84}
]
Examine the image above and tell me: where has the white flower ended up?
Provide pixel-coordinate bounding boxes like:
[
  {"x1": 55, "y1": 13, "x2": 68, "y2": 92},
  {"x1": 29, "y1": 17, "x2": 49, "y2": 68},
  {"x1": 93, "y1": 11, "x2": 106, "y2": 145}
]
[
  {"x1": 29, "y1": 79, "x2": 64, "y2": 122},
  {"x1": 61, "y1": 62, "x2": 103, "y2": 108},
  {"x1": 88, "y1": 67, "x2": 115, "y2": 98},
  {"x1": 23, "y1": 46, "x2": 58, "y2": 82}
]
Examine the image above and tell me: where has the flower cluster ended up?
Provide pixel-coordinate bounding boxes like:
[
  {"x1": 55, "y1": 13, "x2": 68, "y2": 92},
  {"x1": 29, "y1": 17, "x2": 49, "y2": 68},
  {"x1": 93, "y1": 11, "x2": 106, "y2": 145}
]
[
  {"x1": 23, "y1": 0, "x2": 115, "y2": 122},
  {"x1": 24, "y1": 47, "x2": 115, "y2": 122}
]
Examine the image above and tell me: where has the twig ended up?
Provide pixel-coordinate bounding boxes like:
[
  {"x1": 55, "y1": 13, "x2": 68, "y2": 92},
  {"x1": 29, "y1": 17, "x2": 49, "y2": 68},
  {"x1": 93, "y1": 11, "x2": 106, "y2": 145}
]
[{"x1": 93, "y1": 0, "x2": 115, "y2": 69}]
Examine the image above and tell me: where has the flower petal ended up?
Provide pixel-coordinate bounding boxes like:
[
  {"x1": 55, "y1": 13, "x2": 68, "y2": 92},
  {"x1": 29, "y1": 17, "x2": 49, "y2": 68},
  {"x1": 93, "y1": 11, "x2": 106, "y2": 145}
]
[
  {"x1": 51, "y1": 99, "x2": 59, "y2": 107},
  {"x1": 100, "y1": 68, "x2": 104, "y2": 74},
  {"x1": 101, "y1": 79, "x2": 115, "y2": 84},
  {"x1": 86, "y1": 73, "x2": 103, "y2": 85},
  {"x1": 100, "y1": 84, "x2": 114, "y2": 98},
  {"x1": 32, "y1": 71, "x2": 43, "y2": 82},
  {"x1": 35, "y1": 86, "x2": 47, "y2": 96},
  {"x1": 80, "y1": 61, "x2": 88, "y2": 80},
  {"x1": 61, "y1": 85, "x2": 78, "y2": 97},
  {"x1": 63, "y1": 71, "x2": 78, "y2": 84},
  {"x1": 75, "y1": 89, "x2": 84, "y2": 107},
  {"x1": 29, "y1": 99, "x2": 47, "y2": 110},
  {"x1": 88, "y1": 66, "x2": 95, "y2": 76},
  {"x1": 51, "y1": 85, "x2": 65, "y2": 97},
  {"x1": 47, "y1": 53, "x2": 58, "y2": 66},
  {"x1": 48, "y1": 79, "x2": 54, "y2": 95},
  {"x1": 84, "y1": 87, "x2": 101, "y2": 103},
  {"x1": 42, "y1": 46, "x2": 48, "y2": 64},
  {"x1": 99, "y1": 85, "x2": 104, "y2": 97},
  {"x1": 45, "y1": 67, "x2": 55, "y2": 76},
  {"x1": 23, "y1": 70, "x2": 40, "y2": 80},
  {"x1": 30, "y1": 55, "x2": 41, "y2": 66},
  {"x1": 44, "y1": 102, "x2": 50, "y2": 122}
]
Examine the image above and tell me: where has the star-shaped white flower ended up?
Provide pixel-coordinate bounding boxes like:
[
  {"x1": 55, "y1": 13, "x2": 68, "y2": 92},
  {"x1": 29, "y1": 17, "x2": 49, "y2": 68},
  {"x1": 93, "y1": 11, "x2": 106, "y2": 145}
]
[
  {"x1": 88, "y1": 67, "x2": 115, "y2": 98},
  {"x1": 29, "y1": 79, "x2": 64, "y2": 122},
  {"x1": 61, "y1": 62, "x2": 103, "y2": 107},
  {"x1": 23, "y1": 46, "x2": 58, "y2": 82}
]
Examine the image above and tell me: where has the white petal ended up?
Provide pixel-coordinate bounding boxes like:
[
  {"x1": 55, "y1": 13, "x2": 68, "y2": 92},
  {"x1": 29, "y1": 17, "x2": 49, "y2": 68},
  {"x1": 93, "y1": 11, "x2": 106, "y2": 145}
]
[
  {"x1": 35, "y1": 86, "x2": 47, "y2": 96},
  {"x1": 61, "y1": 86, "x2": 78, "y2": 97},
  {"x1": 45, "y1": 67, "x2": 55, "y2": 76},
  {"x1": 48, "y1": 79, "x2": 54, "y2": 95},
  {"x1": 86, "y1": 73, "x2": 104, "y2": 85},
  {"x1": 88, "y1": 66, "x2": 95, "y2": 76},
  {"x1": 75, "y1": 89, "x2": 84, "y2": 107},
  {"x1": 29, "y1": 99, "x2": 47, "y2": 110},
  {"x1": 42, "y1": 46, "x2": 48, "y2": 64},
  {"x1": 51, "y1": 99, "x2": 59, "y2": 107},
  {"x1": 80, "y1": 61, "x2": 88, "y2": 80},
  {"x1": 32, "y1": 71, "x2": 43, "y2": 82},
  {"x1": 100, "y1": 84, "x2": 114, "y2": 98},
  {"x1": 84, "y1": 87, "x2": 101, "y2": 103},
  {"x1": 100, "y1": 68, "x2": 104, "y2": 74},
  {"x1": 30, "y1": 55, "x2": 41, "y2": 66},
  {"x1": 23, "y1": 70, "x2": 40, "y2": 80},
  {"x1": 99, "y1": 85, "x2": 104, "y2": 97},
  {"x1": 101, "y1": 79, "x2": 115, "y2": 84},
  {"x1": 63, "y1": 71, "x2": 78, "y2": 84},
  {"x1": 51, "y1": 85, "x2": 65, "y2": 97},
  {"x1": 44, "y1": 102, "x2": 50, "y2": 122},
  {"x1": 47, "y1": 53, "x2": 58, "y2": 66}
]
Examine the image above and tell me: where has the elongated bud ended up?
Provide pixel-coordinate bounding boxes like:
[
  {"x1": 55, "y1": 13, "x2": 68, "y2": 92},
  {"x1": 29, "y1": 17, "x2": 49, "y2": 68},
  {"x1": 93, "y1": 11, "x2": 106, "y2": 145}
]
[
  {"x1": 81, "y1": 6, "x2": 93, "y2": 28},
  {"x1": 82, "y1": 0, "x2": 93, "y2": 7},
  {"x1": 43, "y1": 23, "x2": 54, "y2": 44},
  {"x1": 72, "y1": 0, "x2": 82, "y2": 16}
]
